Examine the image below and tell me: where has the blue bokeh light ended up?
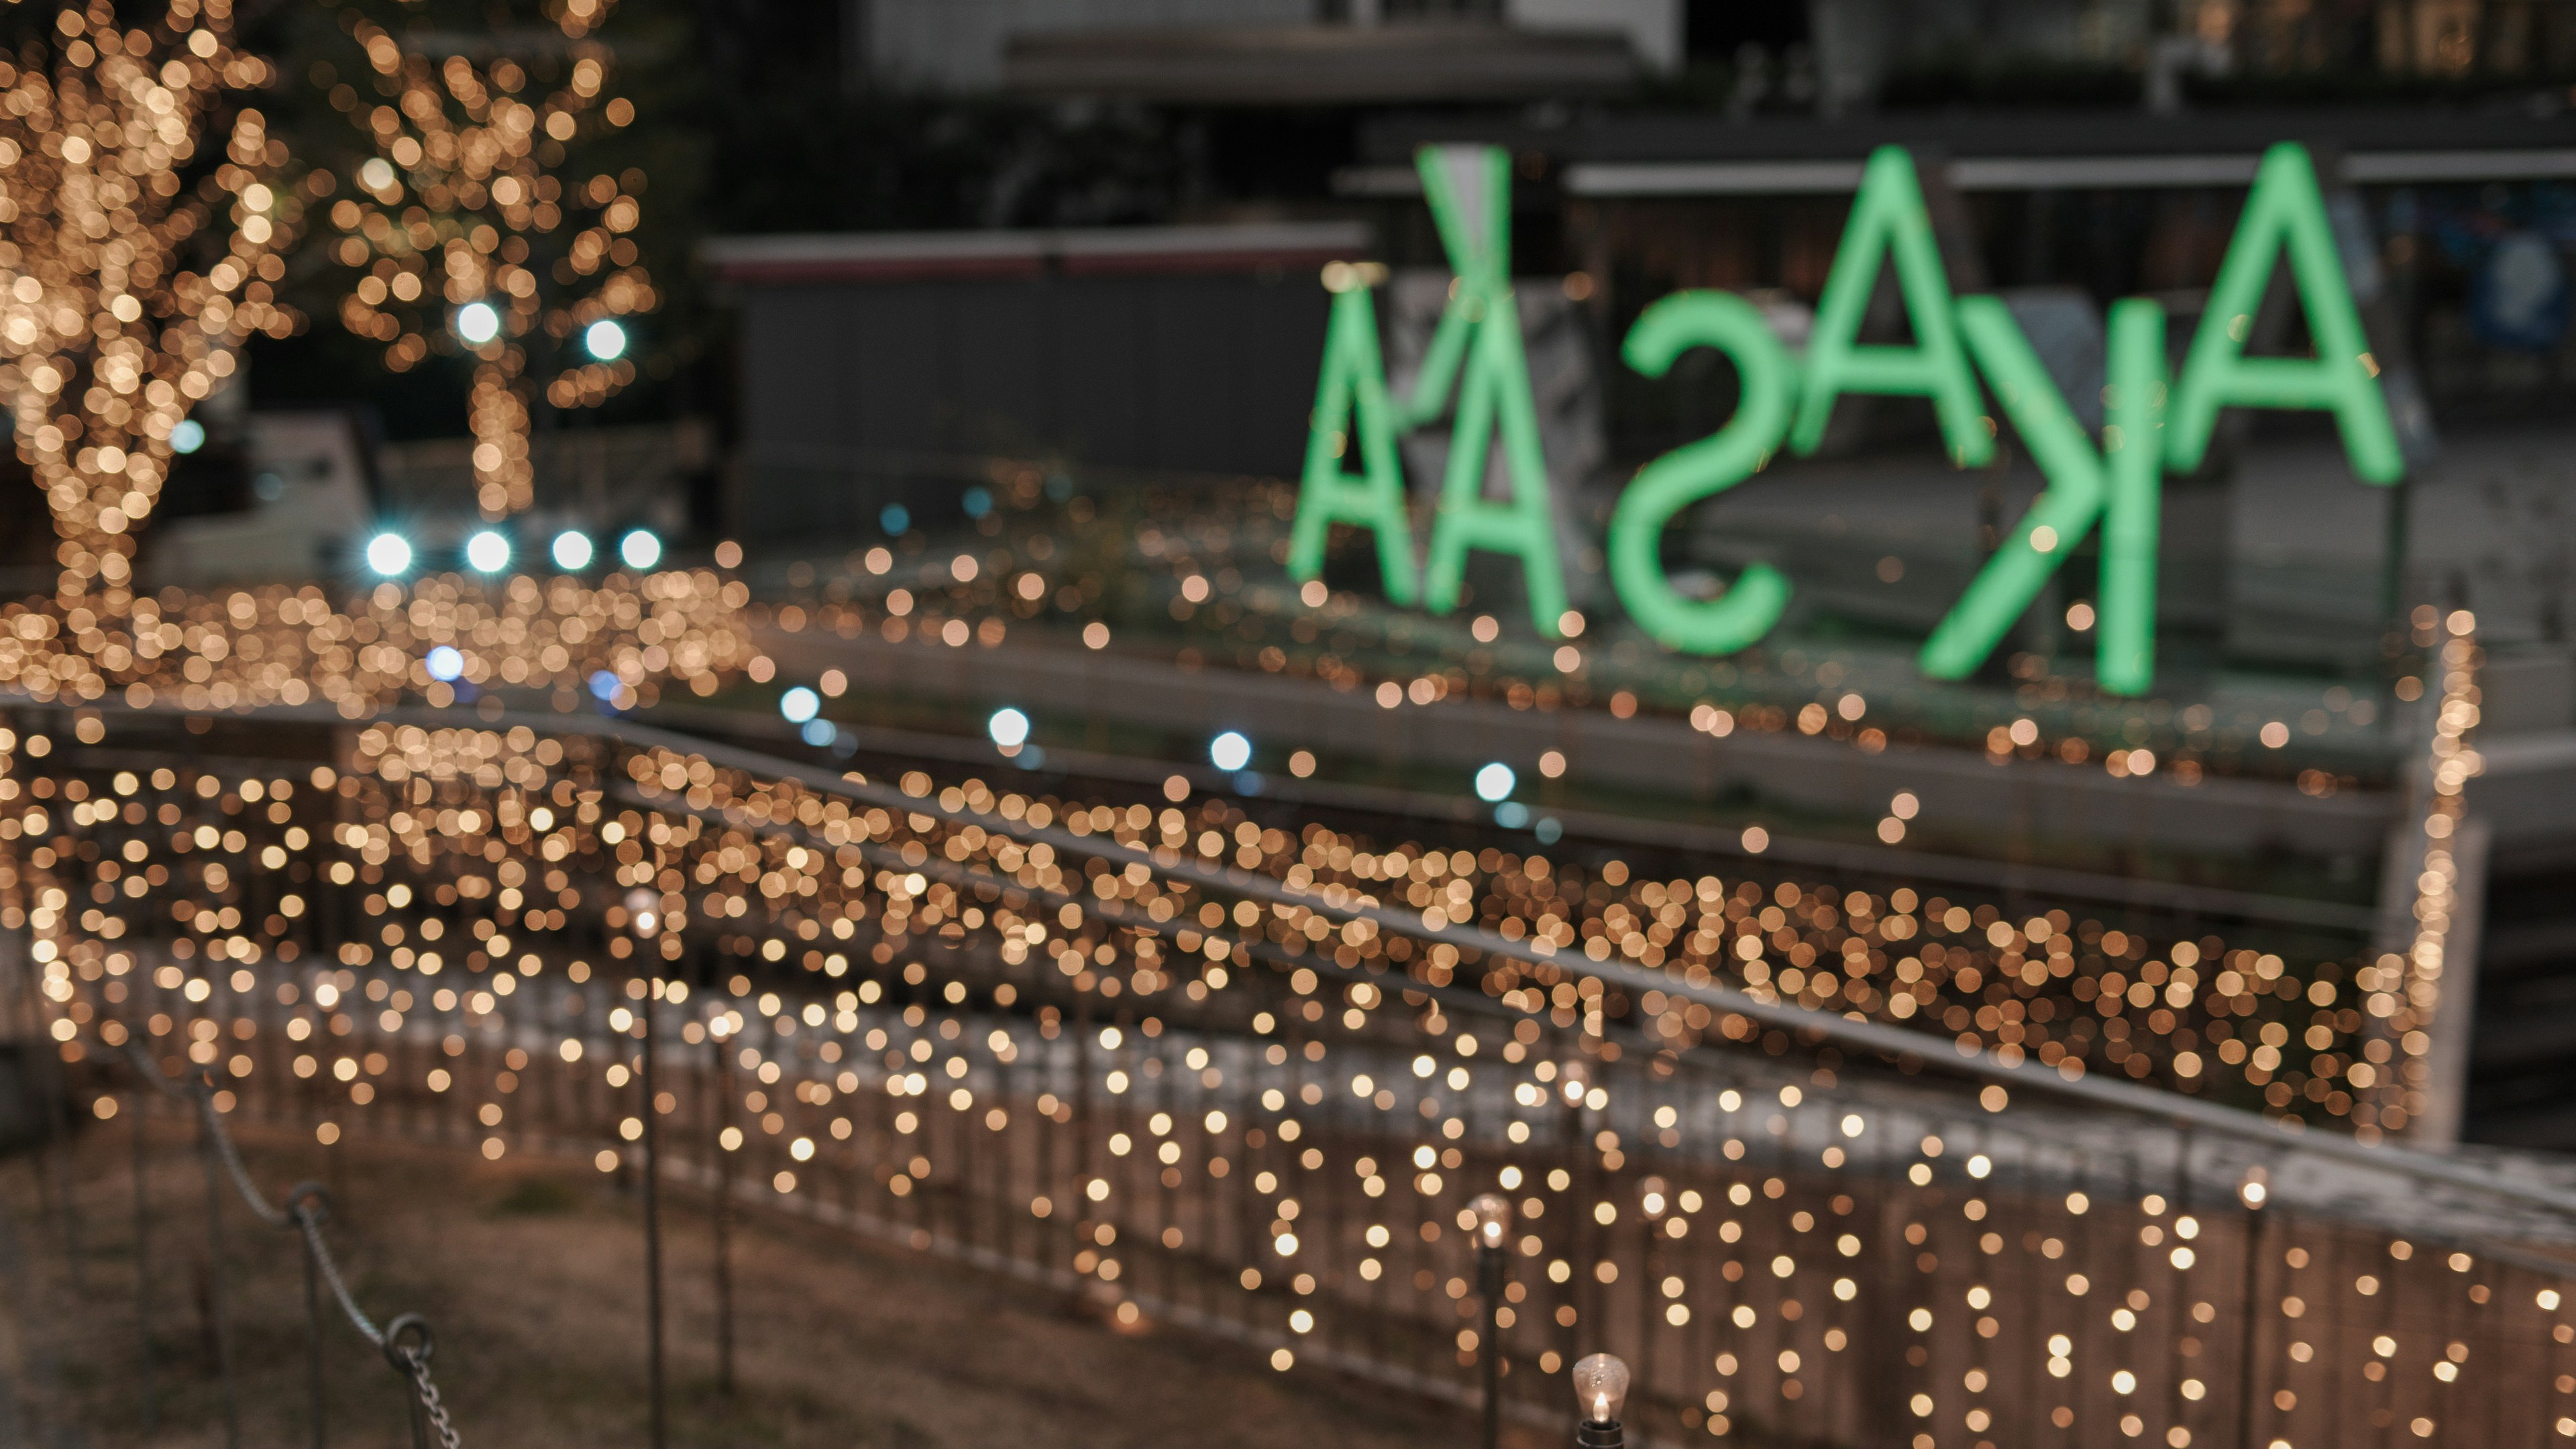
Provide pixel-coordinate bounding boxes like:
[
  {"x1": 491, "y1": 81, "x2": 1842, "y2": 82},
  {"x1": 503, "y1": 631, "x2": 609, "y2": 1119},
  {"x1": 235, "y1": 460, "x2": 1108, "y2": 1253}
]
[
  {"x1": 465, "y1": 530, "x2": 511, "y2": 573},
  {"x1": 1210, "y1": 730, "x2": 1252, "y2": 773},
  {"x1": 364, "y1": 533, "x2": 412, "y2": 576}
]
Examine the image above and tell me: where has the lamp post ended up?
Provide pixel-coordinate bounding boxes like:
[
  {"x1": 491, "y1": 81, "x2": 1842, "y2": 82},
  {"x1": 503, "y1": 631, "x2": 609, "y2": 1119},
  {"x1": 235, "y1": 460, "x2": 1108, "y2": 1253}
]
[
  {"x1": 625, "y1": 885, "x2": 667, "y2": 1449},
  {"x1": 1470, "y1": 1191, "x2": 1514, "y2": 1449},
  {"x1": 1570, "y1": 1351, "x2": 1629, "y2": 1449}
]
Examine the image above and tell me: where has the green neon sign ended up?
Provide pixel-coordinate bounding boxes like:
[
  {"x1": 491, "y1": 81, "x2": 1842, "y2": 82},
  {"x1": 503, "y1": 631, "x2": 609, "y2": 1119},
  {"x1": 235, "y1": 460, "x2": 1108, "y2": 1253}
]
[{"x1": 1293, "y1": 142, "x2": 2404, "y2": 693}]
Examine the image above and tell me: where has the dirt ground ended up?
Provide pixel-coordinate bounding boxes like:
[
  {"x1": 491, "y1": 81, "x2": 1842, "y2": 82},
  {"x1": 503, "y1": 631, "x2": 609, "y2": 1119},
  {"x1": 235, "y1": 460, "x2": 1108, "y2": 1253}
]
[{"x1": 0, "y1": 1115, "x2": 1503, "y2": 1449}]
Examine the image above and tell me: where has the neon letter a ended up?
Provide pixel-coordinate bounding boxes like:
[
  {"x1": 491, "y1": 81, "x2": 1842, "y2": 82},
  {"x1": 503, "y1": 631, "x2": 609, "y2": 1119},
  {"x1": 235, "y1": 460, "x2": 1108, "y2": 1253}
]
[
  {"x1": 1789, "y1": 147, "x2": 1993, "y2": 468},
  {"x1": 1289, "y1": 271, "x2": 1419, "y2": 604},
  {"x1": 2167, "y1": 142, "x2": 2403, "y2": 484},
  {"x1": 1415, "y1": 146, "x2": 1570, "y2": 638}
]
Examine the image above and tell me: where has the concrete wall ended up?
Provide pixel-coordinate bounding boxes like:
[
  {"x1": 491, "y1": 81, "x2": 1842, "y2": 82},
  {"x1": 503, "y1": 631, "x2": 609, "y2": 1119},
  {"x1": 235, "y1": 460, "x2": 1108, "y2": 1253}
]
[
  {"x1": 863, "y1": 0, "x2": 1320, "y2": 91},
  {"x1": 1504, "y1": 0, "x2": 1680, "y2": 72},
  {"x1": 734, "y1": 268, "x2": 1331, "y2": 537},
  {"x1": 858, "y1": 0, "x2": 1678, "y2": 91}
]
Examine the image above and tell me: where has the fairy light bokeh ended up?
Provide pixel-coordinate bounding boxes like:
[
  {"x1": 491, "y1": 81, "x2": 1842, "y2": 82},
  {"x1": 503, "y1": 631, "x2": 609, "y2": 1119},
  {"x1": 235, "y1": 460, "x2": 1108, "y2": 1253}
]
[
  {"x1": 739, "y1": 462, "x2": 2411, "y2": 800},
  {"x1": 0, "y1": 0, "x2": 297, "y2": 602},
  {"x1": 13, "y1": 690, "x2": 2562, "y2": 1449},
  {"x1": 319, "y1": 0, "x2": 655, "y2": 517},
  {"x1": 0, "y1": 19, "x2": 2535, "y2": 1444}
]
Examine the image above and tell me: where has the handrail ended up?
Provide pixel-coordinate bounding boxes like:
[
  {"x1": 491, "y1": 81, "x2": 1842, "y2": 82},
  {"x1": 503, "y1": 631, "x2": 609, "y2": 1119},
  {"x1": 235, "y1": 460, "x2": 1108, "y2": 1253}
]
[
  {"x1": 26, "y1": 694, "x2": 2570, "y2": 1223},
  {"x1": 651, "y1": 702, "x2": 2386, "y2": 933}
]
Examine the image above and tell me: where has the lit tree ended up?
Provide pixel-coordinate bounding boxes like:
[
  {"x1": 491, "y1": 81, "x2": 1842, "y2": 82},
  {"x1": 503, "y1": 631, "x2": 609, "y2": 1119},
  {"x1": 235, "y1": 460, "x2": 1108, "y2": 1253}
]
[
  {"x1": 0, "y1": 0, "x2": 297, "y2": 604},
  {"x1": 317, "y1": 0, "x2": 657, "y2": 519}
]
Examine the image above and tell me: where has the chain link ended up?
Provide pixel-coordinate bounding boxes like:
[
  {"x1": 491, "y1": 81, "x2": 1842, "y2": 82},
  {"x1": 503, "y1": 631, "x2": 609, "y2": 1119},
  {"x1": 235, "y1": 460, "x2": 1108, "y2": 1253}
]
[{"x1": 404, "y1": 1354, "x2": 461, "y2": 1449}]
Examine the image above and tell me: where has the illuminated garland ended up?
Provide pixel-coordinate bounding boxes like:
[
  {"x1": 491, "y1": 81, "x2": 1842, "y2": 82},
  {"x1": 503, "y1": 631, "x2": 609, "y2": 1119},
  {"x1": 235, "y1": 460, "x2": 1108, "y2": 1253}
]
[
  {"x1": 0, "y1": 700, "x2": 2392, "y2": 1130},
  {"x1": 2358, "y1": 606, "x2": 2481, "y2": 1138},
  {"x1": 0, "y1": 0, "x2": 299, "y2": 602},
  {"x1": 17, "y1": 729, "x2": 2567, "y2": 1449},
  {"x1": 0, "y1": 570, "x2": 761, "y2": 712},
  {"x1": 753, "y1": 467, "x2": 2390, "y2": 794}
]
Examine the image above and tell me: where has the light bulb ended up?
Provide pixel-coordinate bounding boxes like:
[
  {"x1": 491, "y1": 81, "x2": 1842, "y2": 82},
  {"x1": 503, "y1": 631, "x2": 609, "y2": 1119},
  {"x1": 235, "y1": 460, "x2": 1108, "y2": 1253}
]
[
  {"x1": 1571, "y1": 1352, "x2": 1629, "y2": 1425},
  {"x1": 464, "y1": 529, "x2": 511, "y2": 573},
  {"x1": 455, "y1": 300, "x2": 501, "y2": 345},
  {"x1": 1468, "y1": 1192, "x2": 1511, "y2": 1248},
  {"x1": 364, "y1": 532, "x2": 411, "y2": 576},
  {"x1": 1210, "y1": 730, "x2": 1252, "y2": 773},
  {"x1": 619, "y1": 529, "x2": 662, "y2": 571},
  {"x1": 624, "y1": 886, "x2": 659, "y2": 938}
]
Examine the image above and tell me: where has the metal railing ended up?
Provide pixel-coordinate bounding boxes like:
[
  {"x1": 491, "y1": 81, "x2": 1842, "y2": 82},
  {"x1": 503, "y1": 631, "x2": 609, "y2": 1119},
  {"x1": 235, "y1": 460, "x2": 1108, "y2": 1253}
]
[{"x1": 17, "y1": 702, "x2": 2572, "y2": 1449}]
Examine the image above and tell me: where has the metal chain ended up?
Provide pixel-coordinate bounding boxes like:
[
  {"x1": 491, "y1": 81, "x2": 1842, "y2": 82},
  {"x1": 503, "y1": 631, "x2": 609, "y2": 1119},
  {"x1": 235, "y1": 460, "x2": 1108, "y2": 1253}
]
[
  {"x1": 120, "y1": 1036, "x2": 463, "y2": 1448},
  {"x1": 402, "y1": 1354, "x2": 460, "y2": 1449},
  {"x1": 294, "y1": 1205, "x2": 382, "y2": 1347}
]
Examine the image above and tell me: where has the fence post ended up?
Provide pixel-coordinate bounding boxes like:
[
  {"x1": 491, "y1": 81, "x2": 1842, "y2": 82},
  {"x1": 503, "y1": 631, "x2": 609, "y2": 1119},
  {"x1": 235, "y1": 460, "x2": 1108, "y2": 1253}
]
[
  {"x1": 195, "y1": 1087, "x2": 242, "y2": 1449},
  {"x1": 639, "y1": 965, "x2": 667, "y2": 1449},
  {"x1": 2235, "y1": 1185, "x2": 2269, "y2": 1449},
  {"x1": 131, "y1": 1093, "x2": 158, "y2": 1433},
  {"x1": 712, "y1": 1026, "x2": 735, "y2": 1397},
  {"x1": 290, "y1": 1183, "x2": 333, "y2": 1449}
]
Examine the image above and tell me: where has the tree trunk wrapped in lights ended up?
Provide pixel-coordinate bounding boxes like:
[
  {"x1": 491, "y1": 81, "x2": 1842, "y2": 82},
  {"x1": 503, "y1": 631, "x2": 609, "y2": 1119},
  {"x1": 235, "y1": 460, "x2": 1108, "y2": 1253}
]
[
  {"x1": 0, "y1": 0, "x2": 297, "y2": 604},
  {"x1": 319, "y1": 3, "x2": 656, "y2": 521}
]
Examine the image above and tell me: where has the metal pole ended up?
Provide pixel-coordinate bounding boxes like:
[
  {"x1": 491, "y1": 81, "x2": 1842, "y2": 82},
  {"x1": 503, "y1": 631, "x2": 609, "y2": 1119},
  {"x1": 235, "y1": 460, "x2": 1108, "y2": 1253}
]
[
  {"x1": 291, "y1": 1185, "x2": 334, "y2": 1449},
  {"x1": 2235, "y1": 1199, "x2": 2267, "y2": 1449},
  {"x1": 303, "y1": 1228, "x2": 327, "y2": 1449},
  {"x1": 712, "y1": 1029, "x2": 735, "y2": 1397},
  {"x1": 1479, "y1": 1241, "x2": 1504, "y2": 1449},
  {"x1": 42, "y1": 1140, "x2": 87, "y2": 1295},
  {"x1": 639, "y1": 970, "x2": 667, "y2": 1449},
  {"x1": 131, "y1": 1095, "x2": 158, "y2": 1433},
  {"x1": 195, "y1": 1092, "x2": 241, "y2": 1449}
]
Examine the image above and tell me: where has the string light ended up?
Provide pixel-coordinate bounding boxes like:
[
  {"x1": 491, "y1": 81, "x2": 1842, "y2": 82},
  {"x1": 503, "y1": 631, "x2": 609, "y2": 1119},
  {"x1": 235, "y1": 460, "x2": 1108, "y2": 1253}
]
[
  {"x1": 0, "y1": 570, "x2": 763, "y2": 714},
  {"x1": 2360, "y1": 605, "x2": 2480, "y2": 1139},
  {"x1": 0, "y1": 0, "x2": 299, "y2": 602},
  {"x1": 763, "y1": 466, "x2": 2390, "y2": 809},
  {"x1": 16, "y1": 718, "x2": 2557, "y2": 1449}
]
